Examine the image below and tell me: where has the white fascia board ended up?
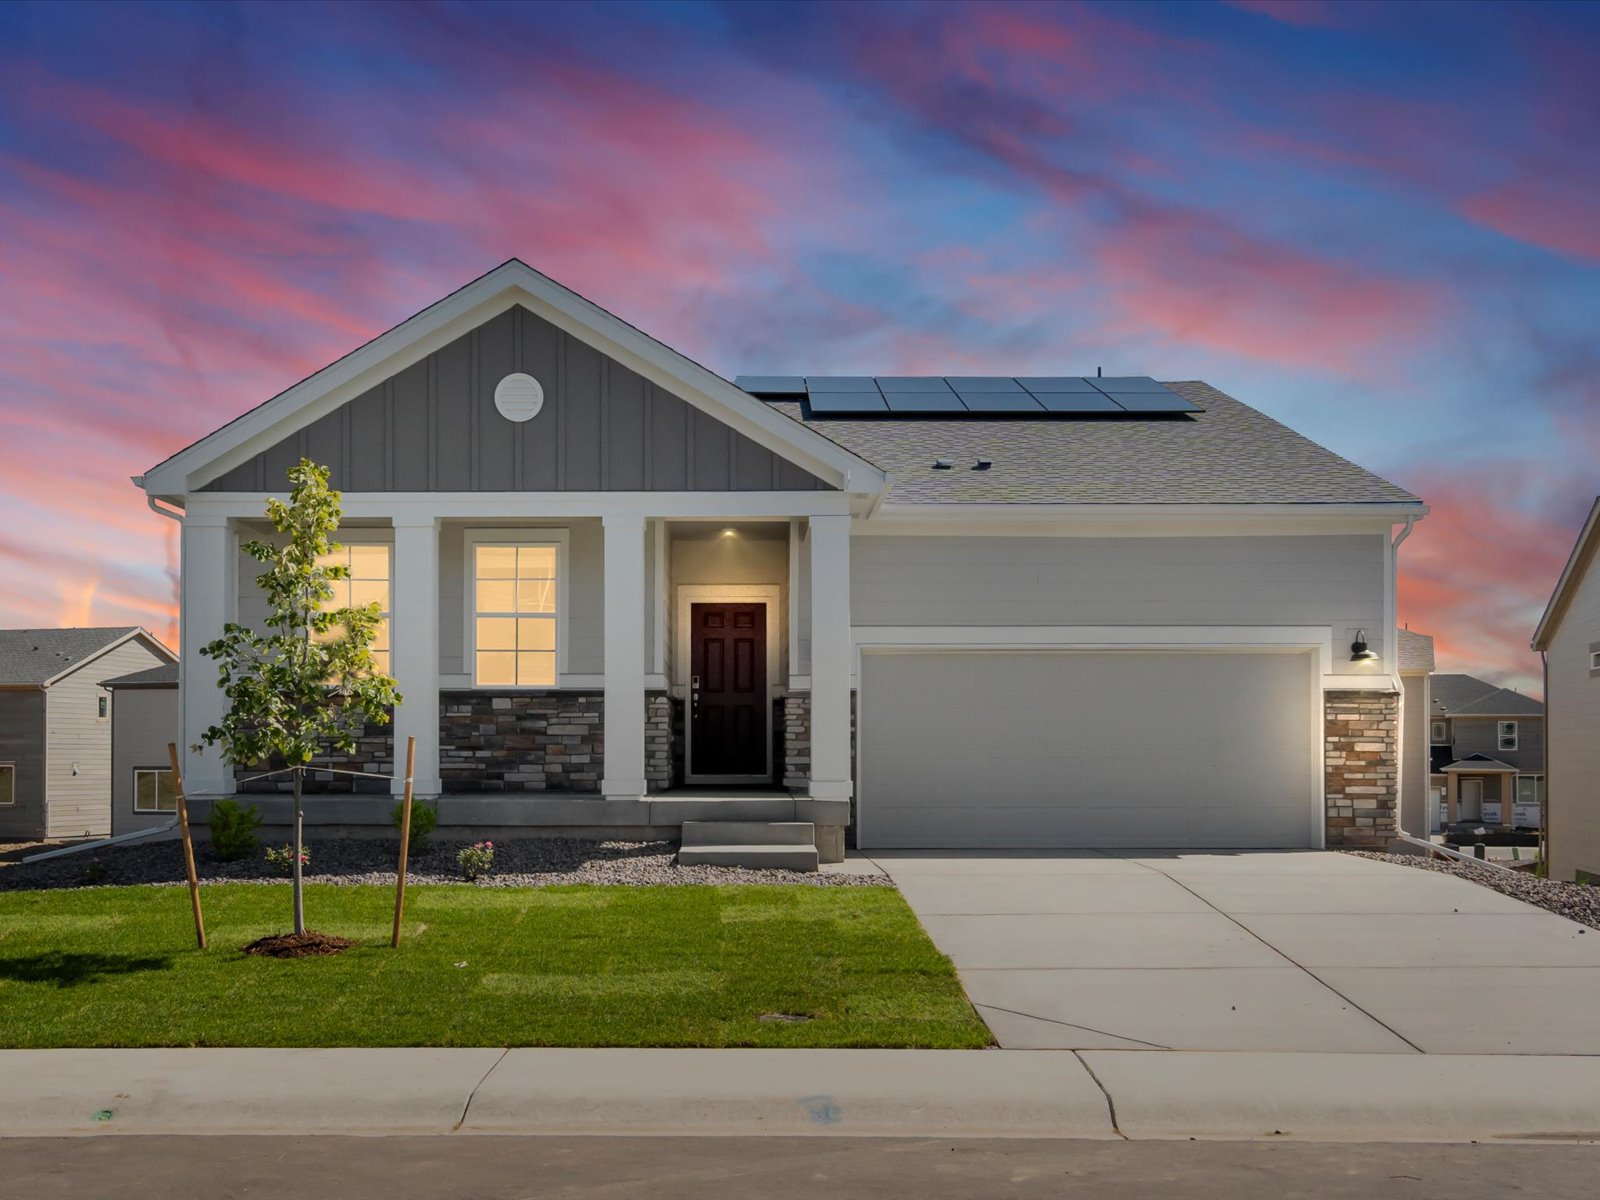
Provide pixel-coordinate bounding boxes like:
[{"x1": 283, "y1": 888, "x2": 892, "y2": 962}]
[
  {"x1": 1532, "y1": 496, "x2": 1600, "y2": 650},
  {"x1": 38, "y1": 629, "x2": 177, "y2": 690},
  {"x1": 183, "y1": 490, "x2": 856, "y2": 520},
  {"x1": 856, "y1": 501, "x2": 1428, "y2": 538},
  {"x1": 141, "y1": 260, "x2": 885, "y2": 499}
]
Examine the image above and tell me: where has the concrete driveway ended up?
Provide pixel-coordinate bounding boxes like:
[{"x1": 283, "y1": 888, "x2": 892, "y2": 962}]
[{"x1": 874, "y1": 850, "x2": 1600, "y2": 1054}]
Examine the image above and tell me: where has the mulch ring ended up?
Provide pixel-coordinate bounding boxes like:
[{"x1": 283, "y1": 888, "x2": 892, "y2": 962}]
[{"x1": 242, "y1": 930, "x2": 355, "y2": 959}]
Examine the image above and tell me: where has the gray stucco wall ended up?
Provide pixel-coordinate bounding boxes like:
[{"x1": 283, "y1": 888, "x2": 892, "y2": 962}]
[
  {"x1": 111, "y1": 686, "x2": 180, "y2": 836},
  {"x1": 0, "y1": 690, "x2": 46, "y2": 839},
  {"x1": 204, "y1": 306, "x2": 831, "y2": 494},
  {"x1": 1450, "y1": 715, "x2": 1544, "y2": 773}
]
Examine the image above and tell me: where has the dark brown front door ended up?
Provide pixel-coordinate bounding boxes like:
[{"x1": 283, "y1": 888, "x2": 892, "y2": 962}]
[{"x1": 690, "y1": 602, "x2": 768, "y2": 778}]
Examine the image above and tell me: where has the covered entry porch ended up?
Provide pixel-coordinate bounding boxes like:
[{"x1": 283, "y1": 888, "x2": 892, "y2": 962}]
[{"x1": 177, "y1": 492, "x2": 857, "y2": 852}]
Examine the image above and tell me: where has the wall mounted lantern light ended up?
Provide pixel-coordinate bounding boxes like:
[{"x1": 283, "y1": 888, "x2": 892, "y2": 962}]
[{"x1": 1349, "y1": 630, "x2": 1380, "y2": 662}]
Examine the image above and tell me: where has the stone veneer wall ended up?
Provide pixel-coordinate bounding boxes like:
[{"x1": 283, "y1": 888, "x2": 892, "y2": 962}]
[
  {"x1": 235, "y1": 718, "x2": 395, "y2": 794},
  {"x1": 779, "y1": 692, "x2": 856, "y2": 791},
  {"x1": 439, "y1": 690, "x2": 673, "y2": 794},
  {"x1": 1324, "y1": 690, "x2": 1400, "y2": 848}
]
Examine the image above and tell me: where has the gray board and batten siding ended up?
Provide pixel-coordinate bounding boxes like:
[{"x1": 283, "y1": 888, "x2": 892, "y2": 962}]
[{"x1": 203, "y1": 306, "x2": 832, "y2": 494}]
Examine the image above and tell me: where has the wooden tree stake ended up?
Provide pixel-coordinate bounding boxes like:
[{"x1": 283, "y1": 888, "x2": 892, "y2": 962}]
[
  {"x1": 167, "y1": 742, "x2": 207, "y2": 950},
  {"x1": 391, "y1": 736, "x2": 417, "y2": 948}
]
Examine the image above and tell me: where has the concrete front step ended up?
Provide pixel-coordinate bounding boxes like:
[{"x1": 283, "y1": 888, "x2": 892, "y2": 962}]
[
  {"x1": 679, "y1": 820, "x2": 815, "y2": 847},
  {"x1": 678, "y1": 820, "x2": 820, "y2": 871},
  {"x1": 677, "y1": 843, "x2": 820, "y2": 871}
]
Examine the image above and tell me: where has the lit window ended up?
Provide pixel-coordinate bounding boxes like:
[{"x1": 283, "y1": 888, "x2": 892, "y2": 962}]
[
  {"x1": 316, "y1": 543, "x2": 391, "y2": 674},
  {"x1": 473, "y1": 544, "x2": 558, "y2": 686},
  {"x1": 134, "y1": 768, "x2": 178, "y2": 813},
  {"x1": 0, "y1": 763, "x2": 14, "y2": 806},
  {"x1": 1497, "y1": 721, "x2": 1518, "y2": 751},
  {"x1": 1430, "y1": 720, "x2": 1448, "y2": 744}
]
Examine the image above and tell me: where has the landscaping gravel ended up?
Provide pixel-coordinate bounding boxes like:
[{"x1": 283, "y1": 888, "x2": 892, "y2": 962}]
[
  {"x1": 0, "y1": 836, "x2": 888, "y2": 892},
  {"x1": 1348, "y1": 851, "x2": 1600, "y2": 931}
]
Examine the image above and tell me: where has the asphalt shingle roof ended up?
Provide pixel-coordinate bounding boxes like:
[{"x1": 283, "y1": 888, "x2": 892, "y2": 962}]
[
  {"x1": 1397, "y1": 629, "x2": 1436, "y2": 673},
  {"x1": 770, "y1": 381, "x2": 1418, "y2": 505},
  {"x1": 0, "y1": 628, "x2": 143, "y2": 686},
  {"x1": 1430, "y1": 673, "x2": 1544, "y2": 717},
  {"x1": 101, "y1": 663, "x2": 179, "y2": 688}
]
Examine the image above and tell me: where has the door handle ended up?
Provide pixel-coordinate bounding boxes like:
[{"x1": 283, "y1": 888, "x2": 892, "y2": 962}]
[{"x1": 691, "y1": 675, "x2": 701, "y2": 716}]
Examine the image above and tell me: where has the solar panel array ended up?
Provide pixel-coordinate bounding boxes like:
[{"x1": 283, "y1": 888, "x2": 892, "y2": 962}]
[{"x1": 732, "y1": 376, "x2": 1200, "y2": 417}]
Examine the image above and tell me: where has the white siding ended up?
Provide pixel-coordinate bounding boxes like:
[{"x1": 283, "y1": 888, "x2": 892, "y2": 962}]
[
  {"x1": 850, "y1": 533, "x2": 1385, "y2": 673},
  {"x1": 45, "y1": 638, "x2": 171, "y2": 838},
  {"x1": 1547, "y1": 551, "x2": 1600, "y2": 881}
]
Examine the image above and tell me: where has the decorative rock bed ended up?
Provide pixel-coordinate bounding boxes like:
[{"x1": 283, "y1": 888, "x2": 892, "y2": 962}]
[
  {"x1": 1348, "y1": 851, "x2": 1600, "y2": 931},
  {"x1": 0, "y1": 836, "x2": 889, "y2": 892}
]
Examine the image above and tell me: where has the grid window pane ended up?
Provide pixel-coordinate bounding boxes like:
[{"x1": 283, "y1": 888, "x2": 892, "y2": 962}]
[
  {"x1": 349, "y1": 544, "x2": 390, "y2": 576},
  {"x1": 477, "y1": 651, "x2": 516, "y2": 686},
  {"x1": 518, "y1": 545, "x2": 557, "y2": 575},
  {"x1": 477, "y1": 546, "x2": 517, "y2": 578},
  {"x1": 477, "y1": 617, "x2": 517, "y2": 651},
  {"x1": 517, "y1": 577, "x2": 555, "y2": 613},
  {"x1": 477, "y1": 580, "x2": 515, "y2": 612},
  {"x1": 517, "y1": 617, "x2": 556, "y2": 652},
  {"x1": 517, "y1": 652, "x2": 556, "y2": 686},
  {"x1": 351, "y1": 579, "x2": 389, "y2": 609}
]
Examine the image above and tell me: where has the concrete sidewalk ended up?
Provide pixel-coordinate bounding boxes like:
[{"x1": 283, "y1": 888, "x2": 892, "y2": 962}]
[{"x1": 4, "y1": 1048, "x2": 1600, "y2": 1143}]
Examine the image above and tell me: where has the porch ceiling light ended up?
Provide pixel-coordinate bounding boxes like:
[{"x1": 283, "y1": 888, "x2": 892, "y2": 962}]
[{"x1": 1349, "y1": 630, "x2": 1380, "y2": 662}]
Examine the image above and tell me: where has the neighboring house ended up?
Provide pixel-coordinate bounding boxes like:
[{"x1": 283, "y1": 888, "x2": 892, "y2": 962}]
[
  {"x1": 1532, "y1": 496, "x2": 1600, "y2": 882},
  {"x1": 1428, "y1": 673, "x2": 1545, "y2": 829},
  {"x1": 135, "y1": 259, "x2": 1426, "y2": 860},
  {"x1": 0, "y1": 628, "x2": 177, "y2": 840},
  {"x1": 1396, "y1": 628, "x2": 1436, "y2": 836},
  {"x1": 101, "y1": 663, "x2": 180, "y2": 836}
]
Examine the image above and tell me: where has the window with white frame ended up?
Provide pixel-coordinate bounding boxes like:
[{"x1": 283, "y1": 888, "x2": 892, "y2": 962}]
[
  {"x1": 1590, "y1": 649, "x2": 1600, "y2": 671},
  {"x1": 472, "y1": 543, "x2": 559, "y2": 686},
  {"x1": 1518, "y1": 774, "x2": 1544, "y2": 805},
  {"x1": 0, "y1": 763, "x2": 14, "y2": 806},
  {"x1": 133, "y1": 767, "x2": 178, "y2": 813},
  {"x1": 316, "y1": 543, "x2": 391, "y2": 674},
  {"x1": 1430, "y1": 720, "x2": 1448, "y2": 744},
  {"x1": 1497, "y1": 720, "x2": 1518, "y2": 751},
  {"x1": 97, "y1": 694, "x2": 109, "y2": 720}
]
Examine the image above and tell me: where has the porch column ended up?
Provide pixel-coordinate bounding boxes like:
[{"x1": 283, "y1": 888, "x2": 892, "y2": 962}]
[
  {"x1": 602, "y1": 514, "x2": 648, "y2": 800},
  {"x1": 391, "y1": 515, "x2": 441, "y2": 797},
  {"x1": 808, "y1": 513, "x2": 854, "y2": 800},
  {"x1": 180, "y1": 515, "x2": 236, "y2": 798}
]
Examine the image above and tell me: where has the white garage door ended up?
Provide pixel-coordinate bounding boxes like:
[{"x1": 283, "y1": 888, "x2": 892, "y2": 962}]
[{"x1": 858, "y1": 650, "x2": 1317, "y2": 849}]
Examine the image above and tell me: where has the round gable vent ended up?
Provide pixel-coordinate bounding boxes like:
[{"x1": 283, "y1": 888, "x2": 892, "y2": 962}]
[{"x1": 494, "y1": 372, "x2": 545, "y2": 422}]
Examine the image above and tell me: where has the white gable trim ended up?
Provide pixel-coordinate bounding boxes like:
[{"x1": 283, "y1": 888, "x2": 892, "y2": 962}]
[
  {"x1": 41, "y1": 629, "x2": 177, "y2": 690},
  {"x1": 139, "y1": 260, "x2": 886, "y2": 499}
]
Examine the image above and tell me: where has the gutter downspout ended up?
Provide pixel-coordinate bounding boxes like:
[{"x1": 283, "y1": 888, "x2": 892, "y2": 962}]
[
  {"x1": 1389, "y1": 515, "x2": 1417, "y2": 838},
  {"x1": 22, "y1": 817, "x2": 180, "y2": 863},
  {"x1": 1540, "y1": 649, "x2": 1549, "y2": 874}
]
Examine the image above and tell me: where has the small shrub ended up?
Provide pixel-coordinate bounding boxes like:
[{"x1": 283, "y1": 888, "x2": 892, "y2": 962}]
[
  {"x1": 208, "y1": 799, "x2": 262, "y2": 862},
  {"x1": 392, "y1": 799, "x2": 437, "y2": 856},
  {"x1": 265, "y1": 843, "x2": 310, "y2": 877},
  {"x1": 457, "y1": 840, "x2": 495, "y2": 881}
]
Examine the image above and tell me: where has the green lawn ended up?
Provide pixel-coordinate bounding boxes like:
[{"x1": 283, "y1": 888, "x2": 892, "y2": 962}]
[{"x1": 0, "y1": 883, "x2": 991, "y2": 1049}]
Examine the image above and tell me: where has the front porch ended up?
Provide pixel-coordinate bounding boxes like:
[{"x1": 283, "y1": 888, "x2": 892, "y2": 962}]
[{"x1": 179, "y1": 497, "x2": 857, "y2": 856}]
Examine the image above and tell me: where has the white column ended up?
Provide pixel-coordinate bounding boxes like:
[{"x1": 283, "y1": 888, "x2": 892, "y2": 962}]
[
  {"x1": 602, "y1": 514, "x2": 648, "y2": 799},
  {"x1": 808, "y1": 513, "x2": 854, "y2": 800},
  {"x1": 180, "y1": 515, "x2": 236, "y2": 798},
  {"x1": 391, "y1": 516, "x2": 441, "y2": 797}
]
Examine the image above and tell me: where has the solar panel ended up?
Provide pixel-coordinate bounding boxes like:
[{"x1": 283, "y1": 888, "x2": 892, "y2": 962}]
[
  {"x1": 806, "y1": 392, "x2": 888, "y2": 414},
  {"x1": 1015, "y1": 377, "x2": 1101, "y2": 393},
  {"x1": 958, "y1": 393, "x2": 1045, "y2": 413},
  {"x1": 1089, "y1": 376, "x2": 1169, "y2": 393},
  {"x1": 805, "y1": 376, "x2": 879, "y2": 392},
  {"x1": 876, "y1": 376, "x2": 954, "y2": 393},
  {"x1": 1035, "y1": 393, "x2": 1124, "y2": 414},
  {"x1": 945, "y1": 376, "x2": 1024, "y2": 393},
  {"x1": 733, "y1": 375, "x2": 806, "y2": 396},
  {"x1": 883, "y1": 391, "x2": 965, "y2": 413},
  {"x1": 1102, "y1": 392, "x2": 1200, "y2": 413}
]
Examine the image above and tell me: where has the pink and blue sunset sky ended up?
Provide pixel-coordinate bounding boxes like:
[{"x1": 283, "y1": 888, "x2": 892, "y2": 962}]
[{"x1": 1, "y1": 0, "x2": 1596, "y2": 692}]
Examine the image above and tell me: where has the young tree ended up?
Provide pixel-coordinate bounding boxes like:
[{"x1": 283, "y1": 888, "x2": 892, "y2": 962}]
[{"x1": 196, "y1": 460, "x2": 400, "y2": 936}]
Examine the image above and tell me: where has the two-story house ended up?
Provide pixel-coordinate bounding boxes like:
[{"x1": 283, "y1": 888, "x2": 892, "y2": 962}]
[{"x1": 1429, "y1": 674, "x2": 1545, "y2": 829}]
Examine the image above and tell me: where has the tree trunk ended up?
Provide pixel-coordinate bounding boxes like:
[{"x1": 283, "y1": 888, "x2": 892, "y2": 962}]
[{"x1": 292, "y1": 765, "x2": 306, "y2": 935}]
